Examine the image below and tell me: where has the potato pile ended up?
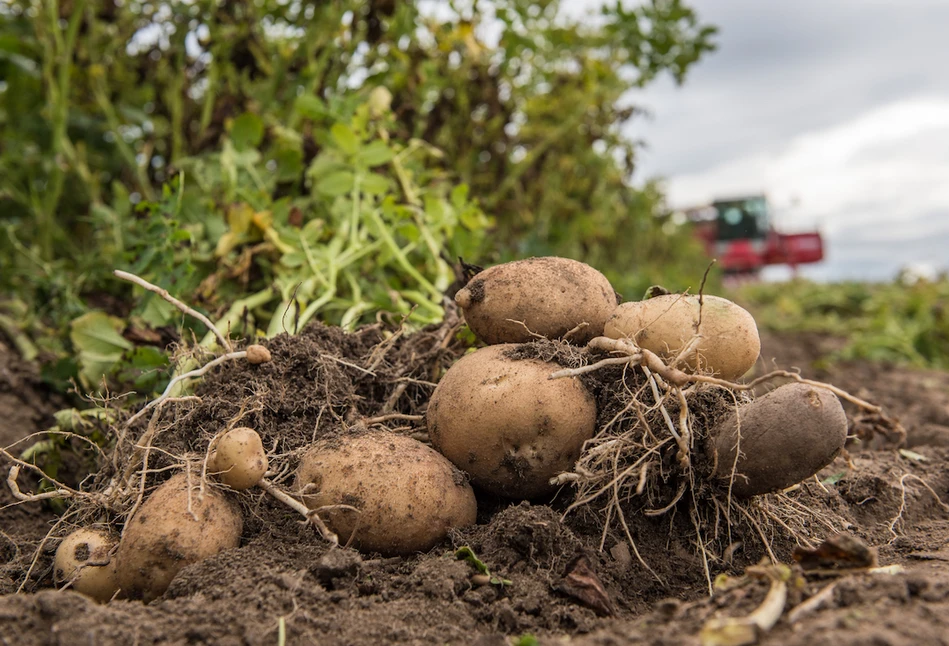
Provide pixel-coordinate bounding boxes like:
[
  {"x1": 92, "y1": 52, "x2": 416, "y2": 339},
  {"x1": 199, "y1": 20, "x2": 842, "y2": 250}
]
[
  {"x1": 50, "y1": 255, "x2": 852, "y2": 605},
  {"x1": 442, "y1": 256, "x2": 848, "y2": 502}
]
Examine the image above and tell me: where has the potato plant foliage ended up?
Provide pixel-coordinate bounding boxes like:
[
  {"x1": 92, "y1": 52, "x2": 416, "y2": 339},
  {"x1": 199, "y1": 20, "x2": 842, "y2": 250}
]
[{"x1": 0, "y1": 0, "x2": 716, "y2": 393}]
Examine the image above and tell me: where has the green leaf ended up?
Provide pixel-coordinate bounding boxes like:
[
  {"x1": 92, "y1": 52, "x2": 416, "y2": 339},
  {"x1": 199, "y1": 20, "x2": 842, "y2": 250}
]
[
  {"x1": 330, "y1": 123, "x2": 360, "y2": 155},
  {"x1": 455, "y1": 546, "x2": 512, "y2": 586},
  {"x1": 455, "y1": 546, "x2": 490, "y2": 576},
  {"x1": 70, "y1": 312, "x2": 132, "y2": 386},
  {"x1": 643, "y1": 285, "x2": 672, "y2": 299},
  {"x1": 316, "y1": 170, "x2": 355, "y2": 197},
  {"x1": 274, "y1": 148, "x2": 304, "y2": 182},
  {"x1": 295, "y1": 95, "x2": 326, "y2": 119},
  {"x1": 361, "y1": 172, "x2": 391, "y2": 196},
  {"x1": 356, "y1": 141, "x2": 394, "y2": 167},
  {"x1": 821, "y1": 471, "x2": 847, "y2": 486},
  {"x1": 140, "y1": 294, "x2": 175, "y2": 327},
  {"x1": 230, "y1": 112, "x2": 264, "y2": 151}
]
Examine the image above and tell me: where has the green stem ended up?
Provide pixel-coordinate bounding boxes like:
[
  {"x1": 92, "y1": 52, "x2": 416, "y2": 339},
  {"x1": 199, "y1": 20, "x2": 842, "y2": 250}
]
[
  {"x1": 37, "y1": 0, "x2": 86, "y2": 261},
  {"x1": 92, "y1": 76, "x2": 155, "y2": 201},
  {"x1": 366, "y1": 209, "x2": 441, "y2": 300}
]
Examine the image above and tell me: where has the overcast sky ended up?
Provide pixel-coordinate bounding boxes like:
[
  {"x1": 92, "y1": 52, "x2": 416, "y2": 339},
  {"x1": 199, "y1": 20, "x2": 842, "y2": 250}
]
[{"x1": 612, "y1": 0, "x2": 949, "y2": 281}]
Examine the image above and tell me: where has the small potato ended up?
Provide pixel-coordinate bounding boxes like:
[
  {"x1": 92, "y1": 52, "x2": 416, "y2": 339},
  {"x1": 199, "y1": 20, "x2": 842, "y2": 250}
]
[
  {"x1": 454, "y1": 257, "x2": 618, "y2": 345},
  {"x1": 115, "y1": 473, "x2": 242, "y2": 602},
  {"x1": 604, "y1": 294, "x2": 760, "y2": 381},
  {"x1": 427, "y1": 344, "x2": 597, "y2": 498},
  {"x1": 245, "y1": 344, "x2": 272, "y2": 365},
  {"x1": 295, "y1": 431, "x2": 477, "y2": 556},
  {"x1": 707, "y1": 383, "x2": 848, "y2": 497},
  {"x1": 53, "y1": 528, "x2": 119, "y2": 603},
  {"x1": 209, "y1": 427, "x2": 268, "y2": 490}
]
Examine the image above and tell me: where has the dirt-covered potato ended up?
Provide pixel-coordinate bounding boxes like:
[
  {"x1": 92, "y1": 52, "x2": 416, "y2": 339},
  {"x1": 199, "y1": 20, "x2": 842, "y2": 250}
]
[
  {"x1": 427, "y1": 344, "x2": 597, "y2": 498},
  {"x1": 295, "y1": 431, "x2": 476, "y2": 556},
  {"x1": 604, "y1": 294, "x2": 760, "y2": 380},
  {"x1": 707, "y1": 383, "x2": 848, "y2": 497},
  {"x1": 454, "y1": 257, "x2": 618, "y2": 345},
  {"x1": 53, "y1": 528, "x2": 119, "y2": 603},
  {"x1": 115, "y1": 473, "x2": 243, "y2": 602},
  {"x1": 209, "y1": 426, "x2": 268, "y2": 490}
]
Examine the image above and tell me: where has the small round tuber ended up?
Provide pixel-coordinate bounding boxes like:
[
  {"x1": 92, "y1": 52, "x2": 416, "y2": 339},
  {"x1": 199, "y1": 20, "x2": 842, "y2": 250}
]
[
  {"x1": 245, "y1": 344, "x2": 272, "y2": 365},
  {"x1": 53, "y1": 527, "x2": 119, "y2": 603},
  {"x1": 209, "y1": 426, "x2": 268, "y2": 490}
]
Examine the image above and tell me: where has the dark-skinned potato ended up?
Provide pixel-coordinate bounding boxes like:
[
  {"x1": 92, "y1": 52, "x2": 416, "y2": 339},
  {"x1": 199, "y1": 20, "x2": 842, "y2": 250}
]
[
  {"x1": 454, "y1": 257, "x2": 618, "y2": 345},
  {"x1": 209, "y1": 426, "x2": 268, "y2": 490},
  {"x1": 707, "y1": 383, "x2": 848, "y2": 497},
  {"x1": 427, "y1": 344, "x2": 597, "y2": 498},
  {"x1": 115, "y1": 473, "x2": 243, "y2": 602},
  {"x1": 604, "y1": 294, "x2": 760, "y2": 381},
  {"x1": 295, "y1": 431, "x2": 477, "y2": 556},
  {"x1": 53, "y1": 528, "x2": 119, "y2": 603}
]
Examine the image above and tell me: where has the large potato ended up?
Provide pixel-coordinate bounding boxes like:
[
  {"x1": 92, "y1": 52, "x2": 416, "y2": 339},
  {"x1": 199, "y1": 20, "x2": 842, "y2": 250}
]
[
  {"x1": 427, "y1": 344, "x2": 597, "y2": 498},
  {"x1": 53, "y1": 528, "x2": 119, "y2": 603},
  {"x1": 707, "y1": 383, "x2": 848, "y2": 497},
  {"x1": 295, "y1": 431, "x2": 477, "y2": 556},
  {"x1": 604, "y1": 294, "x2": 760, "y2": 380},
  {"x1": 115, "y1": 473, "x2": 243, "y2": 602},
  {"x1": 454, "y1": 257, "x2": 618, "y2": 345}
]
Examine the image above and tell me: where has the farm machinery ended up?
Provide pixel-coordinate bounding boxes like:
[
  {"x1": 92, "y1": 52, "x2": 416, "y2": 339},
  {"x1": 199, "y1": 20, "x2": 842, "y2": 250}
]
[{"x1": 683, "y1": 195, "x2": 824, "y2": 276}]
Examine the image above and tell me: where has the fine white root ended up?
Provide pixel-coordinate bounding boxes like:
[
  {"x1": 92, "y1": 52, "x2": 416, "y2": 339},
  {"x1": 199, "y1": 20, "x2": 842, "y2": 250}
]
[
  {"x1": 551, "y1": 335, "x2": 892, "y2": 420},
  {"x1": 6, "y1": 465, "x2": 80, "y2": 504},
  {"x1": 114, "y1": 270, "x2": 231, "y2": 351},
  {"x1": 257, "y1": 477, "x2": 359, "y2": 546}
]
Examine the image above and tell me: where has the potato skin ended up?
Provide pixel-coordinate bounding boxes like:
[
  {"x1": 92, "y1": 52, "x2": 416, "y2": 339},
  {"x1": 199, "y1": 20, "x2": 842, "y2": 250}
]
[
  {"x1": 115, "y1": 474, "x2": 243, "y2": 602},
  {"x1": 427, "y1": 344, "x2": 597, "y2": 498},
  {"x1": 454, "y1": 257, "x2": 618, "y2": 345},
  {"x1": 604, "y1": 294, "x2": 760, "y2": 381},
  {"x1": 295, "y1": 432, "x2": 477, "y2": 556},
  {"x1": 209, "y1": 426, "x2": 268, "y2": 490},
  {"x1": 707, "y1": 383, "x2": 848, "y2": 497},
  {"x1": 53, "y1": 528, "x2": 119, "y2": 603}
]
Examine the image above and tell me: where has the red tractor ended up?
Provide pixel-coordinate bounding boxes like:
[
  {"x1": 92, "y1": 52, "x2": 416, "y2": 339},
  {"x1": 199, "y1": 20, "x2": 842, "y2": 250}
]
[{"x1": 683, "y1": 195, "x2": 824, "y2": 277}]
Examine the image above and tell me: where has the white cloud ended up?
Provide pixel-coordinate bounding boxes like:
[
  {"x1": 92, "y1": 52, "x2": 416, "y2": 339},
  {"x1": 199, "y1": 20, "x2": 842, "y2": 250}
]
[
  {"x1": 656, "y1": 97, "x2": 949, "y2": 280},
  {"x1": 664, "y1": 96, "x2": 949, "y2": 227}
]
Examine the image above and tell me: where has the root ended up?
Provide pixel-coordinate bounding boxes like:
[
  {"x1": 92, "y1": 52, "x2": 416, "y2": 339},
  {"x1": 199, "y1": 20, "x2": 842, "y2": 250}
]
[
  {"x1": 887, "y1": 473, "x2": 949, "y2": 541},
  {"x1": 552, "y1": 335, "x2": 894, "y2": 422},
  {"x1": 114, "y1": 270, "x2": 231, "y2": 351},
  {"x1": 555, "y1": 328, "x2": 875, "y2": 591},
  {"x1": 258, "y1": 477, "x2": 357, "y2": 546}
]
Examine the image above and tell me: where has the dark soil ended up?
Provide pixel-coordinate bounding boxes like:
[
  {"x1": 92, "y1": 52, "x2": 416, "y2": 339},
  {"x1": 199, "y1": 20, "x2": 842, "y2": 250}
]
[{"x1": 3, "y1": 329, "x2": 949, "y2": 645}]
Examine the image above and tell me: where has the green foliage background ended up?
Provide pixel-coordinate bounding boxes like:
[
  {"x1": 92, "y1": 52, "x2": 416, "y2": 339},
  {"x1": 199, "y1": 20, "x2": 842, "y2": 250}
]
[
  {"x1": 0, "y1": 0, "x2": 718, "y2": 391},
  {"x1": 737, "y1": 277, "x2": 949, "y2": 369}
]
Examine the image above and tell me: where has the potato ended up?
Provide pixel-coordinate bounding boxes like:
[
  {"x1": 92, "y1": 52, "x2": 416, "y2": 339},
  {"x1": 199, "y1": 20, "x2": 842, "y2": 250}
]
[
  {"x1": 295, "y1": 431, "x2": 476, "y2": 556},
  {"x1": 707, "y1": 383, "x2": 848, "y2": 497},
  {"x1": 53, "y1": 528, "x2": 119, "y2": 603},
  {"x1": 454, "y1": 257, "x2": 618, "y2": 345},
  {"x1": 427, "y1": 344, "x2": 597, "y2": 498},
  {"x1": 604, "y1": 294, "x2": 760, "y2": 380},
  {"x1": 115, "y1": 473, "x2": 243, "y2": 602},
  {"x1": 209, "y1": 426, "x2": 268, "y2": 490}
]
